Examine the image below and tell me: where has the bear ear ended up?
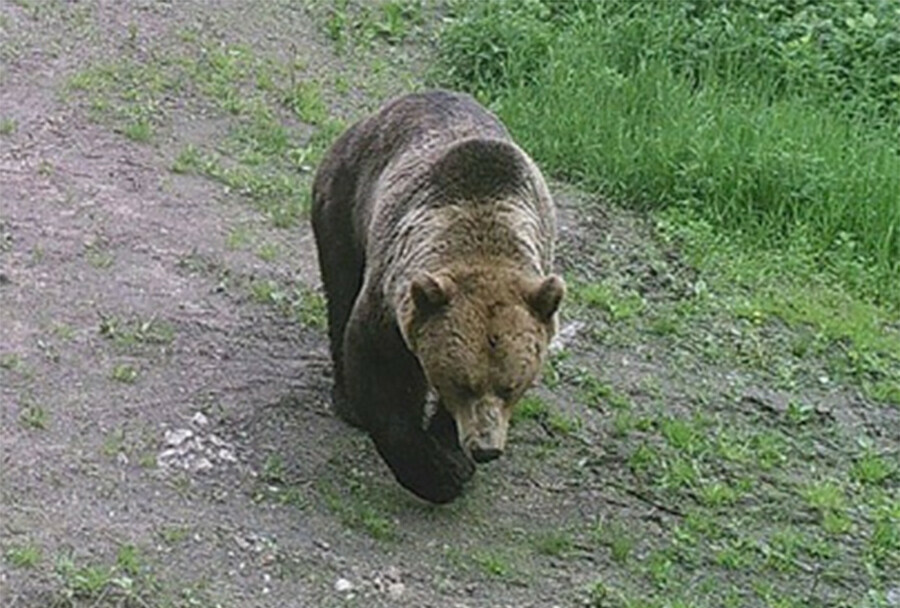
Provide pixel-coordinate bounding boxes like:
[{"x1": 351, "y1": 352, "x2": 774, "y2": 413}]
[
  {"x1": 526, "y1": 275, "x2": 565, "y2": 323},
  {"x1": 410, "y1": 272, "x2": 455, "y2": 314}
]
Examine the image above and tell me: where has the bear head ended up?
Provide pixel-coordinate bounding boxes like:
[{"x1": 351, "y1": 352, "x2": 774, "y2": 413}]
[{"x1": 400, "y1": 267, "x2": 565, "y2": 463}]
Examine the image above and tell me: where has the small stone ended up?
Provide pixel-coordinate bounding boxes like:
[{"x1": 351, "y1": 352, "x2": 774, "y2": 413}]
[
  {"x1": 233, "y1": 535, "x2": 250, "y2": 551},
  {"x1": 314, "y1": 539, "x2": 330, "y2": 551},
  {"x1": 208, "y1": 433, "x2": 226, "y2": 447},
  {"x1": 549, "y1": 320, "x2": 585, "y2": 354},
  {"x1": 191, "y1": 412, "x2": 209, "y2": 427},
  {"x1": 116, "y1": 452, "x2": 129, "y2": 466},
  {"x1": 387, "y1": 582, "x2": 405, "y2": 599},
  {"x1": 157, "y1": 448, "x2": 179, "y2": 462},
  {"x1": 164, "y1": 428, "x2": 193, "y2": 447},
  {"x1": 194, "y1": 457, "x2": 213, "y2": 472},
  {"x1": 218, "y1": 448, "x2": 237, "y2": 463},
  {"x1": 334, "y1": 578, "x2": 353, "y2": 593}
]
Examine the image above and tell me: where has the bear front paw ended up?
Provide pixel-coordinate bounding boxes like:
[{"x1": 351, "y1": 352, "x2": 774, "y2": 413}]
[{"x1": 371, "y1": 429, "x2": 475, "y2": 504}]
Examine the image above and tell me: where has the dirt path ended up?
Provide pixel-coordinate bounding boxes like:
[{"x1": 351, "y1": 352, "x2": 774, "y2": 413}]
[{"x1": 2, "y1": 2, "x2": 898, "y2": 607}]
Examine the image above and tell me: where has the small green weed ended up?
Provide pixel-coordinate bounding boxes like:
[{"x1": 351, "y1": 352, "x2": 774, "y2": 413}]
[
  {"x1": 102, "y1": 427, "x2": 126, "y2": 458},
  {"x1": 19, "y1": 402, "x2": 48, "y2": 430},
  {"x1": 115, "y1": 544, "x2": 142, "y2": 576},
  {"x1": 851, "y1": 450, "x2": 895, "y2": 486},
  {"x1": 569, "y1": 281, "x2": 645, "y2": 322},
  {"x1": 293, "y1": 284, "x2": 327, "y2": 330},
  {"x1": 225, "y1": 225, "x2": 253, "y2": 250},
  {"x1": 320, "y1": 475, "x2": 398, "y2": 543},
  {"x1": 803, "y1": 480, "x2": 852, "y2": 534},
  {"x1": 85, "y1": 242, "x2": 114, "y2": 269},
  {"x1": 546, "y1": 411, "x2": 581, "y2": 436},
  {"x1": 261, "y1": 452, "x2": 286, "y2": 484},
  {"x1": 171, "y1": 144, "x2": 203, "y2": 174},
  {"x1": 122, "y1": 118, "x2": 152, "y2": 142},
  {"x1": 158, "y1": 526, "x2": 190, "y2": 546},
  {"x1": 698, "y1": 482, "x2": 741, "y2": 508},
  {"x1": 53, "y1": 547, "x2": 155, "y2": 604},
  {"x1": 0, "y1": 117, "x2": 17, "y2": 135},
  {"x1": 0, "y1": 353, "x2": 21, "y2": 370},
  {"x1": 6, "y1": 543, "x2": 41, "y2": 568},
  {"x1": 256, "y1": 242, "x2": 280, "y2": 262},
  {"x1": 282, "y1": 80, "x2": 327, "y2": 125},
  {"x1": 110, "y1": 363, "x2": 138, "y2": 384},
  {"x1": 533, "y1": 530, "x2": 573, "y2": 557},
  {"x1": 868, "y1": 379, "x2": 900, "y2": 406},
  {"x1": 471, "y1": 549, "x2": 512, "y2": 578},
  {"x1": 511, "y1": 394, "x2": 549, "y2": 425},
  {"x1": 659, "y1": 416, "x2": 706, "y2": 456},
  {"x1": 593, "y1": 521, "x2": 634, "y2": 564},
  {"x1": 321, "y1": 0, "x2": 423, "y2": 48},
  {"x1": 578, "y1": 373, "x2": 630, "y2": 410},
  {"x1": 99, "y1": 315, "x2": 175, "y2": 348}
]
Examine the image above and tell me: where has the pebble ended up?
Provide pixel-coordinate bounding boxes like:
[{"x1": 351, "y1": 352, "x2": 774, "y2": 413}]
[
  {"x1": 549, "y1": 321, "x2": 585, "y2": 354},
  {"x1": 164, "y1": 428, "x2": 193, "y2": 446},
  {"x1": 191, "y1": 411, "x2": 209, "y2": 426},
  {"x1": 334, "y1": 578, "x2": 354, "y2": 593},
  {"x1": 387, "y1": 582, "x2": 405, "y2": 599},
  {"x1": 194, "y1": 457, "x2": 213, "y2": 472}
]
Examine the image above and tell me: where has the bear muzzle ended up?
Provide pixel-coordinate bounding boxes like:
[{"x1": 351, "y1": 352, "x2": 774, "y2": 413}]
[{"x1": 456, "y1": 400, "x2": 509, "y2": 464}]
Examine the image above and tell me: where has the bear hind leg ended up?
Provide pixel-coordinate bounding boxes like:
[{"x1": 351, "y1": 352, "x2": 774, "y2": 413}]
[{"x1": 312, "y1": 200, "x2": 365, "y2": 428}]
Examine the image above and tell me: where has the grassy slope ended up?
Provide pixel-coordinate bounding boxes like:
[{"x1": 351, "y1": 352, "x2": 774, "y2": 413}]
[{"x1": 433, "y1": 0, "x2": 900, "y2": 303}]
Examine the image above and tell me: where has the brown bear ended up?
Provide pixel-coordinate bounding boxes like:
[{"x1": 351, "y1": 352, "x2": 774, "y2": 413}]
[{"x1": 311, "y1": 89, "x2": 564, "y2": 504}]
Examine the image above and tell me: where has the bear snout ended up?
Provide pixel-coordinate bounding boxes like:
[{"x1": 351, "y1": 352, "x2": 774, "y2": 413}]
[
  {"x1": 470, "y1": 442, "x2": 503, "y2": 463},
  {"x1": 465, "y1": 422, "x2": 507, "y2": 464}
]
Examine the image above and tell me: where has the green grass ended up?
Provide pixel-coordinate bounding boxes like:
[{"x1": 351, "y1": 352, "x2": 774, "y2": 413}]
[
  {"x1": 569, "y1": 280, "x2": 645, "y2": 322},
  {"x1": 470, "y1": 549, "x2": 513, "y2": 578},
  {"x1": 66, "y1": 33, "x2": 347, "y2": 229},
  {"x1": 19, "y1": 402, "x2": 48, "y2": 430},
  {"x1": 0, "y1": 353, "x2": 21, "y2": 370},
  {"x1": 249, "y1": 277, "x2": 327, "y2": 330},
  {"x1": 49, "y1": 544, "x2": 197, "y2": 605},
  {"x1": 511, "y1": 394, "x2": 549, "y2": 425},
  {"x1": 98, "y1": 315, "x2": 175, "y2": 348},
  {"x1": 320, "y1": 0, "x2": 425, "y2": 49},
  {"x1": 110, "y1": 363, "x2": 139, "y2": 384},
  {"x1": 433, "y1": 0, "x2": 900, "y2": 308},
  {"x1": 533, "y1": 529, "x2": 573, "y2": 558},
  {"x1": 320, "y1": 478, "x2": 398, "y2": 543},
  {"x1": 6, "y1": 543, "x2": 41, "y2": 568},
  {"x1": 0, "y1": 117, "x2": 17, "y2": 135}
]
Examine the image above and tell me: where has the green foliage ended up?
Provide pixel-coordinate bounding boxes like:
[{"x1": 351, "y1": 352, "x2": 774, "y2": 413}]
[
  {"x1": 433, "y1": 0, "x2": 900, "y2": 305},
  {"x1": 5, "y1": 543, "x2": 41, "y2": 568}
]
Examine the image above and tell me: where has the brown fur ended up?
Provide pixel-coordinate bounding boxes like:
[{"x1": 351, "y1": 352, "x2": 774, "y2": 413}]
[{"x1": 311, "y1": 90, "x2": 564, "y2": 504}]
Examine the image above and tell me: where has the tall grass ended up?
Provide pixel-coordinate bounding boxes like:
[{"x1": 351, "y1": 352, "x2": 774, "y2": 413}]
[{"x1": 433, "y1": 0, "x2": 900, "y2": 305}]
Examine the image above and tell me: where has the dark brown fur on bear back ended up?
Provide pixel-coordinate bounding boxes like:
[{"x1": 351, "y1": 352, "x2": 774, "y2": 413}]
[{"x1": 311, "y1": 90, "x2": 557, "y2": 503}]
